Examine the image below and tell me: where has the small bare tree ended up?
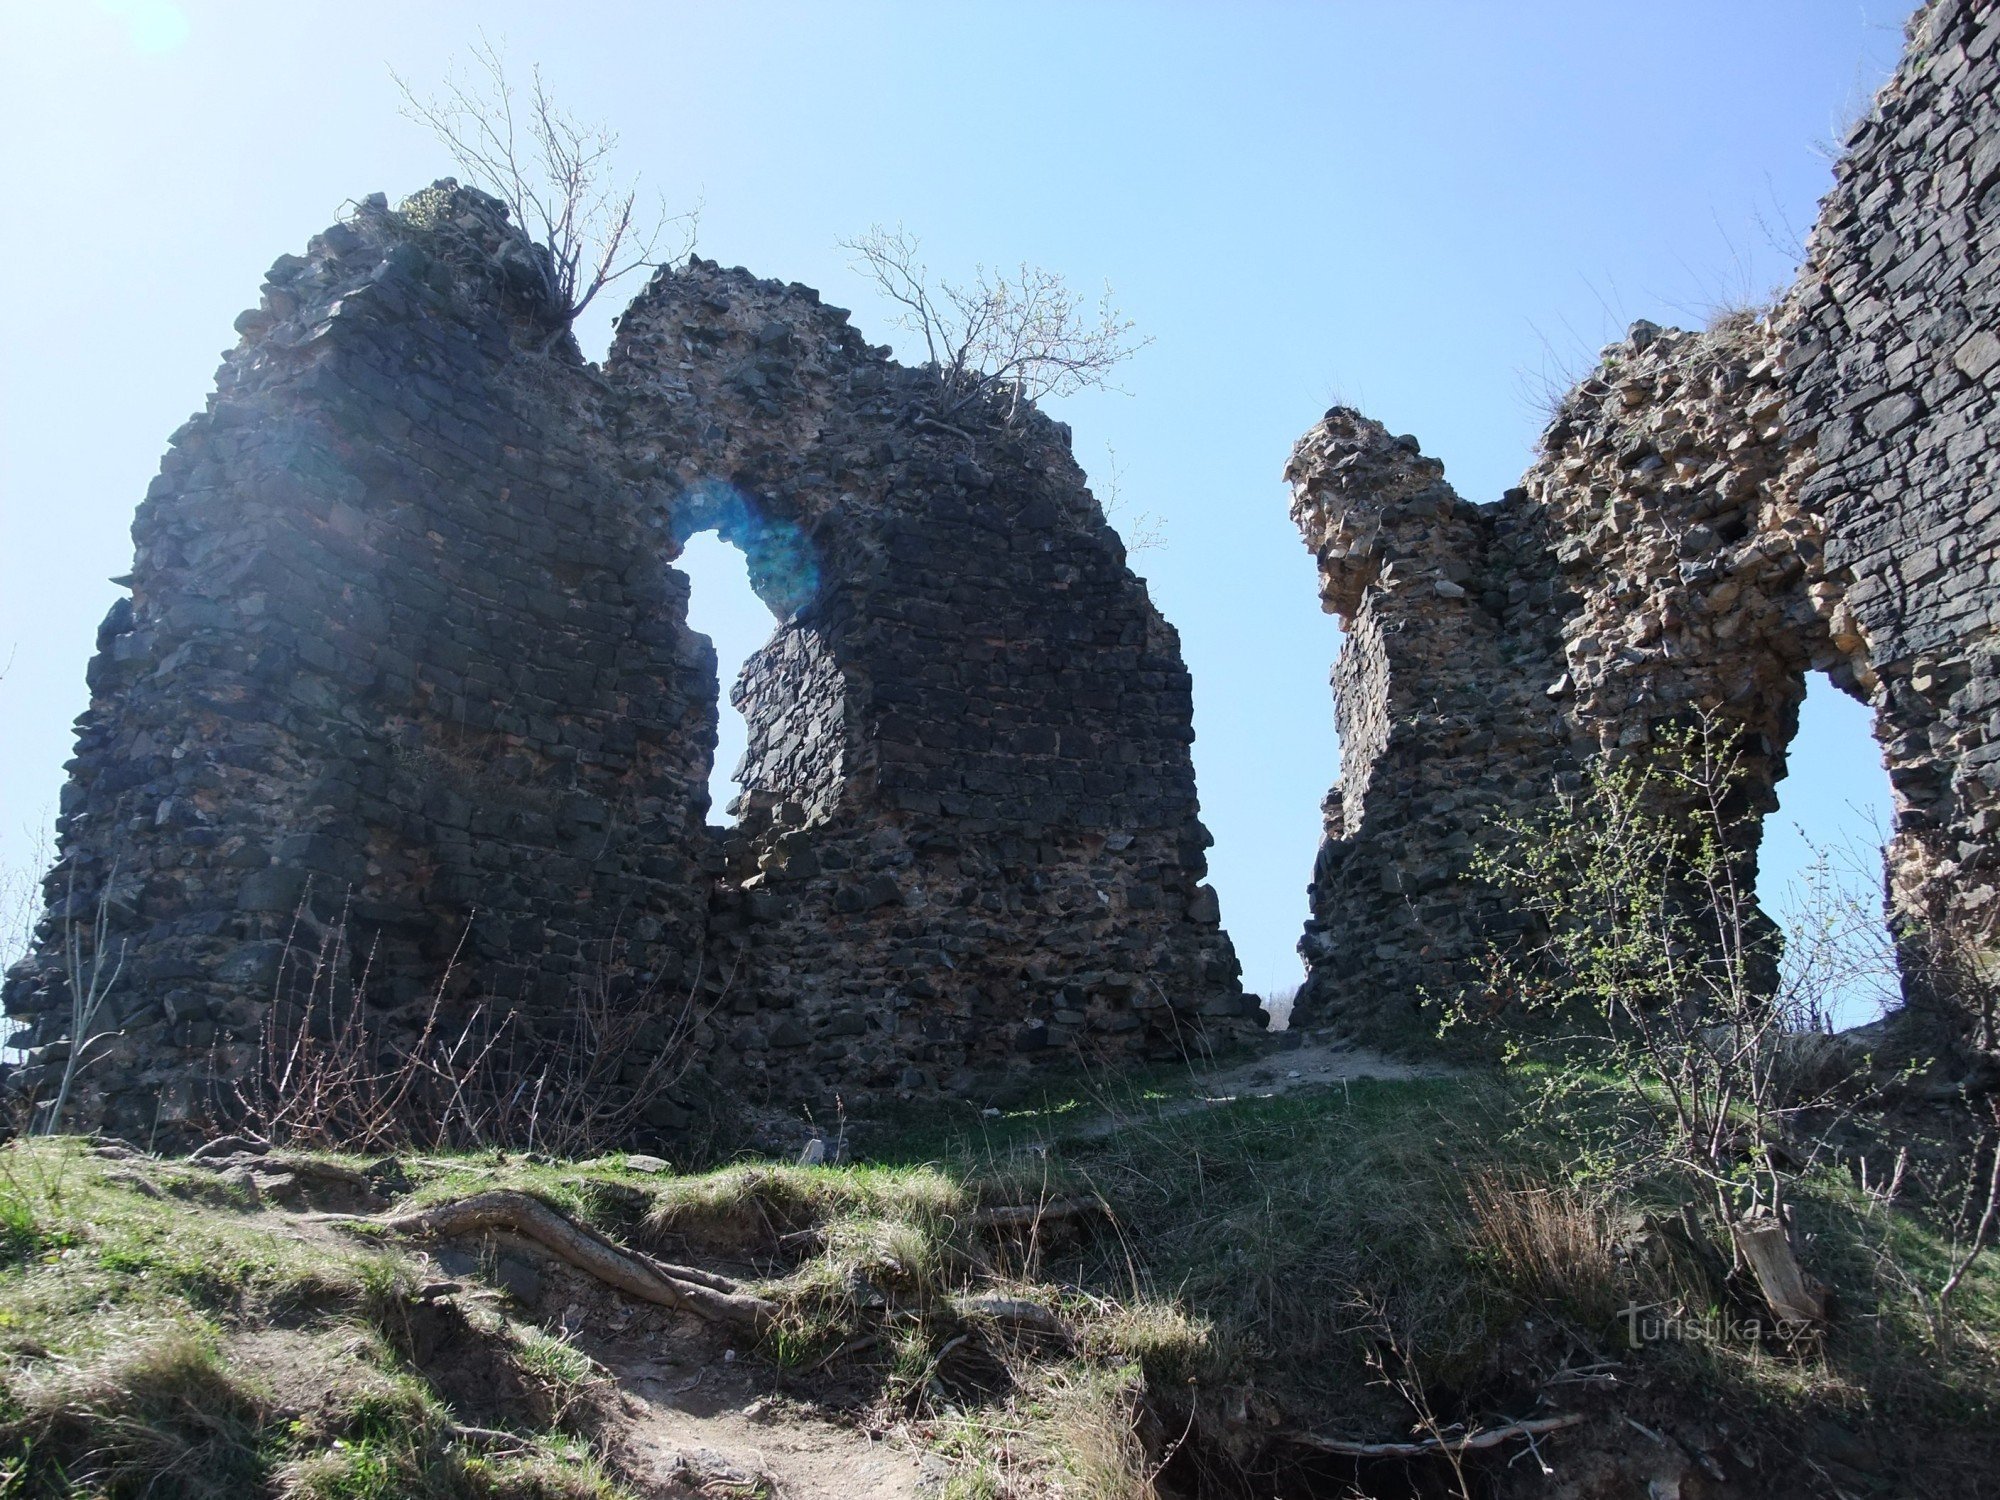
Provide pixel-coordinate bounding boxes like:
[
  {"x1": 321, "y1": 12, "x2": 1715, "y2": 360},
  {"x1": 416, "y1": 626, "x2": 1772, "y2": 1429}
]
[
  {"x1": 841, "y1": 225, "x2": 1150, "y2": 422},
  {"x1": 239, "y1": 902, "x2": 706, "y2": 1157},
  {"x1": 37, "y1": 863, "x2": 126, "y2": 1137},
  {"x1": 392, "y1": 37, "x2": 695, "y2": 329},
  {"x1": 501, "y1": 946, "x2": 708, "y2": 1158},
  {"x1": 1095, "y1": 443, "x2": 1166, "y2": 555},
  {"x1": 1451, "y1": 719, "x2": 1908, "y2": 1329}
]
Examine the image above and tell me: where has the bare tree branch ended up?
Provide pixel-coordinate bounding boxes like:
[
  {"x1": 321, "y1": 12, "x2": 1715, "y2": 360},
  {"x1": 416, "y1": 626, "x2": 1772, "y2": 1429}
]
[
  {"x1": 391, "y1": 35, "x2": 696, "y2": 331},
  {"x1": 1096, "y1": 442, "x2": 1166, "y2": 555},
  {"x1": 840, "y1": 225, "x2": 1151, "y2": 422}
]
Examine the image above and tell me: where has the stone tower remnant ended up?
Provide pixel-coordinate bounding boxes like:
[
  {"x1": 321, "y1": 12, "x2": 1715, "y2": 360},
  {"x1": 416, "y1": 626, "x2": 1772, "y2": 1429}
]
[
  {"x1": 2, "y1": 185, "x2": 1252, "y2": 1141},
  {"x1": 1291, "y1": 0, "x2": 2000, "y2": 1059}
]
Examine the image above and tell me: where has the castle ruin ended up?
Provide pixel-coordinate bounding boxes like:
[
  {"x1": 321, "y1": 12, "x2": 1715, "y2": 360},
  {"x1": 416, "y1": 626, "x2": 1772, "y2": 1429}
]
[
  {"x1": 1291, "y1": 0, "x2": 2000, "y2": 1063},
  {"x1": 1, "y1": 185, "x2": 1251, "y2": 1142},
  {"x1": 7, "y1": 0, "x2": 1999, "y2": 1142}
]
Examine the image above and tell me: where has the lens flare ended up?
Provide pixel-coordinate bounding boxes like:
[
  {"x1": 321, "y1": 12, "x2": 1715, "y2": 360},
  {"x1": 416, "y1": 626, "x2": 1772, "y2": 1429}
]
[{"x1": 672, "y1": 480, "x2": 820, "y2": 618}]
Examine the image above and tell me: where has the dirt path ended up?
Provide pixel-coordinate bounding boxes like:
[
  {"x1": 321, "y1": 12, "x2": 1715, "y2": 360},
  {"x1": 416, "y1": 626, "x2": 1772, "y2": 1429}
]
[
  {"x1": 1201, "y1": 1029, "x2": 1449, "y2": 1094},
  {"x1": 1070, "y1": 1029, "x2": 1451, "y2": 1140},
  {"x1": 616, "y1": 1401, "x2": 932, "y2": 1499},
  {"x1": 186, "y1": 1038, "x2": 1441, "y2": 1497},
  {"x1": 585, "y1": 1327, "x2": 937, "y2": 1499}
]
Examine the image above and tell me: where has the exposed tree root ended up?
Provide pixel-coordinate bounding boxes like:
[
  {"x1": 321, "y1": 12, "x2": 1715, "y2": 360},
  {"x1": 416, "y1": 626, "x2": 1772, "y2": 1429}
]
[
  {"x1": 332, "y1": 1190, "x2": 778, "y2": 1333},
  {"x1": 954, "y1": 1294, "x2": 1073, "y2": 1344},
  {"x1": 1282, "y1": 1412, "x2": 1585, "y2": 1460},
  {"x1": 321, "y1": 1186, "x2": 1100, "y2": 1371}
]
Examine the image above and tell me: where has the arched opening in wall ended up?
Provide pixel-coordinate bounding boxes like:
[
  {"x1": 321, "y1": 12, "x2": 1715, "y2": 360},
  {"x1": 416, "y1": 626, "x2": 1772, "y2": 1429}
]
[
  {"x1": 678, "y1": 531, "x2": 778, "y2": 825},
  {"x1": 1758, "y1": 671, "x2": 1901, "y2": 1032},
  {"x1": 672, "y1": 484, "x2": 833, "y2": 831}
]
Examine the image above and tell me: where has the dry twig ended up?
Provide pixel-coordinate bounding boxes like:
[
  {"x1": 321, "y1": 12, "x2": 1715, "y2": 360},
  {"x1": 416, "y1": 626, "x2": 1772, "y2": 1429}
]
[
  {"x1": 392, "y1": 36, "x2": 695, "y2": 329},
  {"x1": 1283, "y1": 1412, "x2": 1585, "y2": 1460}
]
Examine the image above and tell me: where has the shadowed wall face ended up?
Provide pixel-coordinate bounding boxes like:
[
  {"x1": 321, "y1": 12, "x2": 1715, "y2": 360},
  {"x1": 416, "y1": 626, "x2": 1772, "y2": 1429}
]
[
  {"x1": 0, "y1": 187, "x2": 719, "y2": 1140},
  {"x1": 1290, "y1": 0, "x2": 2000, "y2": 1057},
  {"x1": 608, "y1": 260, "x2": 1254, "y2": 1109},
  {"x1": 1, "y1": 192, "x2": 1253, "y2": 1141},
  {"x1": 1782, "y1": 0, "x2": 2000, "y2": 1049}
]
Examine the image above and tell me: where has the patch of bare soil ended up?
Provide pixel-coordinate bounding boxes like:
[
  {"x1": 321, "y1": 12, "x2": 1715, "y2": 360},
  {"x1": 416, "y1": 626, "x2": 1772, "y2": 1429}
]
[
  {"x1": 1072, "y1": 1030, "x2": 1451, "y2": 1140},
  {"x1": 605, "y1": 1357, "x2": 935, "y2": 1499},
  {"x1": 1204, "y1": 1030, "x2": 1451, "y2": 1094},
  {"x1": 227, "y1": 1326, "x2": 398, "y2": 1419},
  {"x1": 495, "y1": 1235, "x2": 936, "y2": 1499}
]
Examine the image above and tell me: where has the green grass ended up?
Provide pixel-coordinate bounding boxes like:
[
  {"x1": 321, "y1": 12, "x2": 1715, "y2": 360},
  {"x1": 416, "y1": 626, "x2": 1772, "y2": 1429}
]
[
  {"x1": 985, "y1": 1077, "x2": 1526, "y2": 1409},
  {"x1": 0, "y1": 1060, "x2": 1993, "y2": 1498},
  {"x1": 646, "y1": 1159, "x2": 971, "y2": 1248},
  {"x1": 0, "y1": 1176, "x2": 43, "y2": 1268},
  {"x1": 275, "y1": 1373, "x2": 624, "y2": 1500},
  {"x1": 846, "y1": 1065, "x2": 2000, "y2": 1464},
  {"x1": 0, "y1": 1139, "x2": 638, "y2": 1500}
]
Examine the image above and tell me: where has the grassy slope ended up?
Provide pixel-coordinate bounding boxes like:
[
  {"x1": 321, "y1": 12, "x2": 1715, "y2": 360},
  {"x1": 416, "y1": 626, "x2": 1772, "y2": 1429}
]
[
  {"x1": 0, "y1": 1141, "x2": 626, "y2": 1499},
  {"x1": 2, "y1": 1066, "x2": 1996, "y2": 1498}
]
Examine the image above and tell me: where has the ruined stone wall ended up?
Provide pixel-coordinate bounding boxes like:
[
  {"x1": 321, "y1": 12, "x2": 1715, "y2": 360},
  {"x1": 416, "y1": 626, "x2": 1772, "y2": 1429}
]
[
  {"x1": 607, "y1": 261, "x2": 1252, "y2": 1109},
  {"x1": 1782, "y1": 0, "x2": 2000, "y2": 1048},
  {"x1": 3, "y1": 196, "x2": 1251, "y2": 1140},
  {"x1": 1, "y1": 186, "x2": 719, "y2": 1140},
  {"x1": 1292, "y1": 0, "x2": 2000, "y2": 1055},
  {"x1": 1288, "y1": 414, "x2": 1571, "y2": 1040}
]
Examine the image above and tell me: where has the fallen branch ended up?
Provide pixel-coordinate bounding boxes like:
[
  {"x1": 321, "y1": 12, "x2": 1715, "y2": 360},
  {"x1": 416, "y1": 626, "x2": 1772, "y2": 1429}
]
[
  {"x1": 332, "y1": 1190, "x2": 776, "y2": 1332},
  {"x1": 955, "y1": 1293, "x2": 1072, "y2": 1343},
  {"x1": 188, "y1": 1135, "x2": 266, "y2": 1162},
  {"x1": 1284, "y1": 1413, "x2": 1585, "y2": 1460},
  {"x1": 269, "y1": 1156, "x2": 377, "y2": 1190},
  {"x1": 966, "y1": 1196, "x2": 1108, "y2": 1231},
  {"x1": 190, "y1": 1150, "x2": 383, "y2": 1197},
  {"x1": 773, "y1": 1197, "x2": 1105, "y2": 1256},
  {"x1": 446, "y1": 1421, "x2": 537, "y2": 1456}
]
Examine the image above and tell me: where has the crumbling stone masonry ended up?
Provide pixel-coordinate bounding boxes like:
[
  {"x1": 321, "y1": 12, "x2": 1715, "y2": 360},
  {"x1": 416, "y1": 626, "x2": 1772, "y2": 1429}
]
[
  {"x1": 1783, "y1": 0, "x2": 2000, "y2": 1047},
  {"x1": 2, "y1": 185, "x2": 1252, "y2": 1142},
  {"x1": 1291, "y1": 0, "x2": 2000, "y2": 1055},
  {"x1": 607, "y1": 261, "x2": 1251, "y2": 1105}
]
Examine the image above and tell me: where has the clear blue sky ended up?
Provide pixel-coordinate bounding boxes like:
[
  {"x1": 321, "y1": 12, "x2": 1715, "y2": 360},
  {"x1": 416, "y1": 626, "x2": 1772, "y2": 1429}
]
[{"x1": 1, "y1": 1, "x2": 1910, "y2": 1013}]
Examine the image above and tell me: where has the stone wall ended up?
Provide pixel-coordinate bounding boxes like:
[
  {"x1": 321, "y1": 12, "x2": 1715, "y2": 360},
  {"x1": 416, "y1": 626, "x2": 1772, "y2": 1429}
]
[
  {"x1": 1287, "y1": 412, "x2": 1572, "y2": 1041},
  {"x1": 606, "y1": 260, "x2": 1253, "y2": 1109},
  {"x1": 1, "y1": 188, "x2": 717, "y2": 1141},
  {"x1": 1291, "y1": 0, "x2": 2000, "y2": 1056},
  {"x1": 1782, "y1": 0, "x2": 2000, "y2": 1048},
  {"x1": 2, "y1": 192, "x2": 1252, "y2": 1142}
]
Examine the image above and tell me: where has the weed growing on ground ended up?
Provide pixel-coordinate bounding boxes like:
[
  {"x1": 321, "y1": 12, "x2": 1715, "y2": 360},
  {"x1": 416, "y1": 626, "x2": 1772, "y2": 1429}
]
[
  {"x1": 0, "y1": 1138, "x2": 639, "y2": 1500},
  {"x1": 1, "y1": 1054, "x2": 1994, "y2": 1499}
]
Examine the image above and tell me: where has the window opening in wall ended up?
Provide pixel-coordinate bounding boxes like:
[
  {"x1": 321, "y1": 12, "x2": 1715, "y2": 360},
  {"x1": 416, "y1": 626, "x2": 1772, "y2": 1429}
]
[
  {"x1": 679, "y1": 530, "x2": 776, "y2": 826},
  {"x1": 1758, "y1": 671, "x2": 1901, "y2": 1032}
]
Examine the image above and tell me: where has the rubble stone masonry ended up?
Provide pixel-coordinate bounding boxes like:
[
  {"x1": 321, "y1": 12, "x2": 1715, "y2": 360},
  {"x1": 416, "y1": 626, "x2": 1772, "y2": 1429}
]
[
  {"x1": 10, "y1": 0, "x2": 1997, "y2": 1137},
  {"x1": 2, "y1": 187, "x2": 1251, "y2": 1142},
  {"x1": 1291, "y1": 0, "x2": 2000, "y2": 1056}
]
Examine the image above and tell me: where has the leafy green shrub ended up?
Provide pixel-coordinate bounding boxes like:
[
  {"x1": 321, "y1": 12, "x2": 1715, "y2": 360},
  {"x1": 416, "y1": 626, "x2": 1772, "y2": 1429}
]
[{"x1": 1447, "y1": 717, "x2": 1905, "y2": 1337}]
